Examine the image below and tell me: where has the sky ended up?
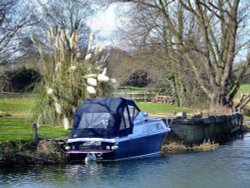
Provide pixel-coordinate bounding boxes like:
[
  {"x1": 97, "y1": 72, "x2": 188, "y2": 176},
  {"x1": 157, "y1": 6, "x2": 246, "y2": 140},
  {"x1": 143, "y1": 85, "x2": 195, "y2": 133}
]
[
  {"x1": 86, "y1": 2, "x2": 132, "y2": 48},
  {"x1": 87, "y1": 4, "x2": 118, "y2": 34},
  {"x1": 86, "y1": 3, "x2": 121, "y2": 46}
]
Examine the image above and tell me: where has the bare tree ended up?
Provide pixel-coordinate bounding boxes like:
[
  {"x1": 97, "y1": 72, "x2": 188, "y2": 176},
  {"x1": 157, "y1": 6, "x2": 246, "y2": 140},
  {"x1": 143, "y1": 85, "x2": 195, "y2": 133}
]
[
  {"x1": 110, "y1": 0, "x2": 250, "y2": 108},
  {"x1": 33, "y1": 0, "x2": 94, "y2": 54},
  {"x1": 0, "y1": 0, "x2": 37, "y2": 63}
]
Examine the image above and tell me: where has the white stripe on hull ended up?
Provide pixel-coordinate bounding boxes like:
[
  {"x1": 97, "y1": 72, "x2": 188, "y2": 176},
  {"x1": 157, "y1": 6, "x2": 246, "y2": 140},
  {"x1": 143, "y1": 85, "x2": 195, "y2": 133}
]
[
  {"x1": 67, "y1": 129, "x2": 170, "y2": 144},
  {"x1": 68, "y1": 137, "x2": 116, "y2": 143}
]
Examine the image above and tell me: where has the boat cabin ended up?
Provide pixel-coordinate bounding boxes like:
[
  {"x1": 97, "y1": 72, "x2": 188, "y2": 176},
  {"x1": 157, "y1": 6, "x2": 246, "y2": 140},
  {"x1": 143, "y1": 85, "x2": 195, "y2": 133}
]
[{"x1": 70, "y1": 97, "x2": 141, "y2": 139}]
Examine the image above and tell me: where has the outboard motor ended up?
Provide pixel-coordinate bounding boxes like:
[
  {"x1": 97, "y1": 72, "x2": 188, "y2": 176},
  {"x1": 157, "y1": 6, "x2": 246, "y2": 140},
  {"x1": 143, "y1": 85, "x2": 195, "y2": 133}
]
[{"x1": 85, "y1": 153, "x2": 97, "y2": 164}]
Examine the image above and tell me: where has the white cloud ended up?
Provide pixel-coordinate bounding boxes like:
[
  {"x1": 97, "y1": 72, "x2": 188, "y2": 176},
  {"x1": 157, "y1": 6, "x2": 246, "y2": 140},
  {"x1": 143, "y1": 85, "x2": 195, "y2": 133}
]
[{"x1": 87, "y1": 4, "x2": 118, "y2": 32}]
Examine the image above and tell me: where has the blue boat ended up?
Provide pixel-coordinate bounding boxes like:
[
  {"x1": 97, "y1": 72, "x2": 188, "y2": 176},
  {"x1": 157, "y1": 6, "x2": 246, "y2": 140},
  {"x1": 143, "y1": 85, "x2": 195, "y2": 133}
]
[{"x1": 65, "y1": 97, "x2": 171, "y2": 162}]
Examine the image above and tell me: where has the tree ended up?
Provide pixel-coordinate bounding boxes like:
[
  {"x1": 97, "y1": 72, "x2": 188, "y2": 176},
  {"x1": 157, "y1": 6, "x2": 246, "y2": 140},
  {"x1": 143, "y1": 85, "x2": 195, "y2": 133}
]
[
  {"x1": 111, "y1": 0, "x2": 250, "y2": 108},
  {"x1": 33, "y1": 0, "x2": 94, "y2": 55},
  {"x1": 0, "y1": 0, "x2": 37, "y2": 63}
]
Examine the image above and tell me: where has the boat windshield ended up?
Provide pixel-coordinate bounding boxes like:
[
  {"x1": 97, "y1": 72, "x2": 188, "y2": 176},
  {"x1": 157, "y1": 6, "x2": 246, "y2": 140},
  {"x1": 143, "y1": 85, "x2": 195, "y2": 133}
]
[{"x1": 77, "y1": 113, "x2": 111, "y2": 129}]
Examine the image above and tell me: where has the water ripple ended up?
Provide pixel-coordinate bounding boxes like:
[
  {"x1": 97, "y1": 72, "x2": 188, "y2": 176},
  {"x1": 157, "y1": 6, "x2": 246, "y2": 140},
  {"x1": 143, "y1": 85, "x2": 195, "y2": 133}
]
[{"x1": 2, "y1": 135, "x2": 250, "y2": 188}]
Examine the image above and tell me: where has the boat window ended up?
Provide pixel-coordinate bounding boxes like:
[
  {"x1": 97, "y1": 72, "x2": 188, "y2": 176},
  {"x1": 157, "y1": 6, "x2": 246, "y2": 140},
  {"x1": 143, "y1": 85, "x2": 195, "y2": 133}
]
[
  {"x1": 128, "y1": 106, "x2": 139, "y2": 121},
  {"x1": 124, "y1": 107, "x2": 131, "y2": 128},
  {"x1": 78, "y1": 113, "x2": 111, "y2": 129},
  {"x1": 120, "y1": 116, "x2": 126, "y2": 130},
  {"x1": 120, "y1": 107, "x2": 131, "y2": 130}
]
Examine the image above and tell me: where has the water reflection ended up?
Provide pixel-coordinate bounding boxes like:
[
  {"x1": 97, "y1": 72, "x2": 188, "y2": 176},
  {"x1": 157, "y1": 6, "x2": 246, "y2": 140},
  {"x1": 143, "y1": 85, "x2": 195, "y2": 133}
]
[{"x1": 1, "y1": 134, "x2": 250, "y2": 188}]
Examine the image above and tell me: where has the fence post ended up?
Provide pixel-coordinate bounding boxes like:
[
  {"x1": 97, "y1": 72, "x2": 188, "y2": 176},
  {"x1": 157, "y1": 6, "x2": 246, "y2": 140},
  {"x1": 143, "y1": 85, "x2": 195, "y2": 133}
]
[
  {"x1": 0, "y1": 144, "x2": 2, "y2": 161},
  {"x1": 33, "y1": 123, "x2": 39, "y2": 143}
]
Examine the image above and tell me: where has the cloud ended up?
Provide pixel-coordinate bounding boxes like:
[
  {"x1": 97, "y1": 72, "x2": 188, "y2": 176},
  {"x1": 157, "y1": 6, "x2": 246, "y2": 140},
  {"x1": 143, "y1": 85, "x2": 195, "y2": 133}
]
[{"x1": 87, "y1": 4, "x2": 118, "y2": 32}]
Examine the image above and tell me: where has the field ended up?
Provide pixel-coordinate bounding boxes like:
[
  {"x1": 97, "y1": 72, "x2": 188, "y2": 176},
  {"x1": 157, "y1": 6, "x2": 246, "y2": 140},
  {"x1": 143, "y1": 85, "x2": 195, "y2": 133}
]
[{"x1": 0, "y1": 95, "x2": 70, "y2": 143}]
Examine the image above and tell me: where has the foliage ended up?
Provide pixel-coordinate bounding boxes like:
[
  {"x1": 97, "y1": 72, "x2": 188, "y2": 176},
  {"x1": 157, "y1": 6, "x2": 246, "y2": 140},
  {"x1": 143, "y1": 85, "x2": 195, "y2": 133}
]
[
  {"x1": 122, "y1": 69, "x2": 151, "y2": 87},
  {"x1": 153, "y1": 81, "x2": 174, "y2": 96},
  {"x1": 5, "y1": 68, "x2": 41, "y2": 92}
]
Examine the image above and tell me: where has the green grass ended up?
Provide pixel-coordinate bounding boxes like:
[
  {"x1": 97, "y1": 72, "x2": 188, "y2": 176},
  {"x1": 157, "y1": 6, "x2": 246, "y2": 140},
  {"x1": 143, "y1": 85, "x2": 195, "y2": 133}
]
[
  {"x1": 118, "y1": 86, "x2": 146, "y2": 93},
  {"x1": 238, "y1": 84, "x2": 250, "y2": 95},
  {"x1": 0, "y1": 97, "x2": 35, "y2": 114},
  {"x1": 0, "y1": 95, "x2": 70, "y2": 143},
  {"x1": 0, "y1": 117, "x2": 69, "y2": 142},
  {"x1": 137, "y1": 102, "x2": 194, "y2": 115}
]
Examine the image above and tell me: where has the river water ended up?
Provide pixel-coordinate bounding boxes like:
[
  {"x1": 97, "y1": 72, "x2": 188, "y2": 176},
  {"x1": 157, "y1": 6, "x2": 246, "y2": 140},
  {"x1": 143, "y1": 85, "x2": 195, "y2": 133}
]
[{"x1": 1, "y1": 133, "x2": 250, "y2": 188}]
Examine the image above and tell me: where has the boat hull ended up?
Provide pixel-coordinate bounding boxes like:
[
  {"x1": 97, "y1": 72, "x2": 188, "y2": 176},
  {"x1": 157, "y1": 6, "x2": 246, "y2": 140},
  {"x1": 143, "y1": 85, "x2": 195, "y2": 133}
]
[
  {"x1": 67, "y1": 132, "x2": 167, "y2": 161},
  {"x1": 104, "y1": 132, "x2": 167, "y2": 161}
]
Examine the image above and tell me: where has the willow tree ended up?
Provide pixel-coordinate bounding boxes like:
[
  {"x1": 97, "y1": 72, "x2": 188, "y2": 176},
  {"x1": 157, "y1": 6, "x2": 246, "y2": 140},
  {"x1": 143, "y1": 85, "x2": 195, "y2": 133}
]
[{"x1": 112, "y1": 0, "x2": 250, "y2": 108}]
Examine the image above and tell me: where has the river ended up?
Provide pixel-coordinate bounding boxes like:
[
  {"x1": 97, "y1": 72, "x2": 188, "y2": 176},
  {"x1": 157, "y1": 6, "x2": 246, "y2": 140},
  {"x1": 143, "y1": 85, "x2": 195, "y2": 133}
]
[{"x1": 1, "y1": 133, "x2": 250, "y2": 188}]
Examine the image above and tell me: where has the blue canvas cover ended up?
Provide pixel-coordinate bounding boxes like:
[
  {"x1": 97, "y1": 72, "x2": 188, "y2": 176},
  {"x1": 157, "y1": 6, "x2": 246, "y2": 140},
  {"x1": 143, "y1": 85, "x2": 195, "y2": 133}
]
[{"x1": 70, "y1": 97, "x2": 140, "y2": 138}]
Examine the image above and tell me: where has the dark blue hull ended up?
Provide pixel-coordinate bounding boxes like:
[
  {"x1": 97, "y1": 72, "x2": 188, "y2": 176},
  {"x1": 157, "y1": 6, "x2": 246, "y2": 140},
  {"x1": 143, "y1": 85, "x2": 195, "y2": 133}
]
[
  {"x1": 67, "y1": 132, "x2": 168, "y2": 162},
  {"x1": 101, "y1": 132, "x2": 167, "y2": 161},
  {"x1": 68, "y1": 132, "x2": 167, "y2": 161}
]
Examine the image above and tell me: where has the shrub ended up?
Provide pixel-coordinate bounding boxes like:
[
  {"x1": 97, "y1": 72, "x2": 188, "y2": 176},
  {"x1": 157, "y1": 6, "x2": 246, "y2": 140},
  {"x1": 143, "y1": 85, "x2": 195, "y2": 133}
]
[
  {"x1": 123, "y1": 69, "x2": 151, "y2": 87},
  {"x1": 5, "y1": 68, "x2": 41, "y2": 92}
]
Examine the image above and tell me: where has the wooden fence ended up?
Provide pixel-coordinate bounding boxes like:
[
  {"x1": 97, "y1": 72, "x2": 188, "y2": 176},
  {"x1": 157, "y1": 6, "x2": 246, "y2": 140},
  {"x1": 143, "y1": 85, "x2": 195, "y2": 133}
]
[
  {"x1": 113, "y1": 91, "x2": 154, "y2": 102},
  {"x1": 113, "y1": 89, "x2": 175, "y2": 104}
]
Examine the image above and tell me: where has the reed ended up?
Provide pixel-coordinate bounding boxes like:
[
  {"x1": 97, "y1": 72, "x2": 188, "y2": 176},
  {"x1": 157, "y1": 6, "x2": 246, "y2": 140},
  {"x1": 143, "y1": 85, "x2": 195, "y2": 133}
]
[
  {"x1": 191, "y1": 140, "x2": 219, "y2": 152},
  {"x1": 32, "y1": 29, "x2": 115, "y2": 129},
  {"x1": 161, "y1": 139, "x2": 219, "y2": 153}
]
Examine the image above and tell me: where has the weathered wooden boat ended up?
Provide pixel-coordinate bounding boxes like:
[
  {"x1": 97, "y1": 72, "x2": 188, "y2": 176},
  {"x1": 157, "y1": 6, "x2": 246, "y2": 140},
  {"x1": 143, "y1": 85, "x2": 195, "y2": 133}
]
[
  {"x1": 65, "y1": 97, "x2": 171, "y2": 162},
  {"x1": 170, "y1": 113, "x2": 243, "y2": 145}
]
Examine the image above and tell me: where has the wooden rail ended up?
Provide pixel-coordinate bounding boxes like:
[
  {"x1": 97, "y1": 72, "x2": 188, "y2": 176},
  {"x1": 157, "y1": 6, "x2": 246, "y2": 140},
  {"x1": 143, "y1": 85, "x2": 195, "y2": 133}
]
[
  {"x1": 113, "y1": 90, "x2": 175, "y2": 104},
  {"x1": 113, "y1": 91, "x2": 154, "y2": 102}
]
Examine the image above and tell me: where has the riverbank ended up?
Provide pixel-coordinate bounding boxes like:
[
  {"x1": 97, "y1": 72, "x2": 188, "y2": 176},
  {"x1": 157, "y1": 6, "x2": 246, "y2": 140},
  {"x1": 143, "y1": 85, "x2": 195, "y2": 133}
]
[
  {"x1": 0, "y1": 95, "x2": 70, "y2": 166},
  {"x1": 0, "y1": 139, "x2": 68, "y2": 167},
  {"x1": 0, "y1": 94, "x2": 247, "y2": 166},
  {"x1": 0, "y1": 138, "x2": 221, "y2": 167}
]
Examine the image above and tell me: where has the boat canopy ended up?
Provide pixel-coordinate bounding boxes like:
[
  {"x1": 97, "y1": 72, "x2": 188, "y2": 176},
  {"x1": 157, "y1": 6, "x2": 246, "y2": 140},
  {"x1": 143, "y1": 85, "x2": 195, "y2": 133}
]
[{"x1": 71, "y1": 97, "x2": 140, "y2": 138}]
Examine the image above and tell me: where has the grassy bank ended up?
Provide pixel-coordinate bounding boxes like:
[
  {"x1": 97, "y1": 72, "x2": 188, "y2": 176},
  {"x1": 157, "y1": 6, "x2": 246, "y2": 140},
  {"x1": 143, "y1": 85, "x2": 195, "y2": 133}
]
[
  {"x1": 0, "y1": 94, "x2": 69, "y2": 143},
  {"x1": 1, "y1": 88, "x2": 248, "y2": 143},
  {"x1": 0, "y1": 94, "x2": 191, "y2": 142}
]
